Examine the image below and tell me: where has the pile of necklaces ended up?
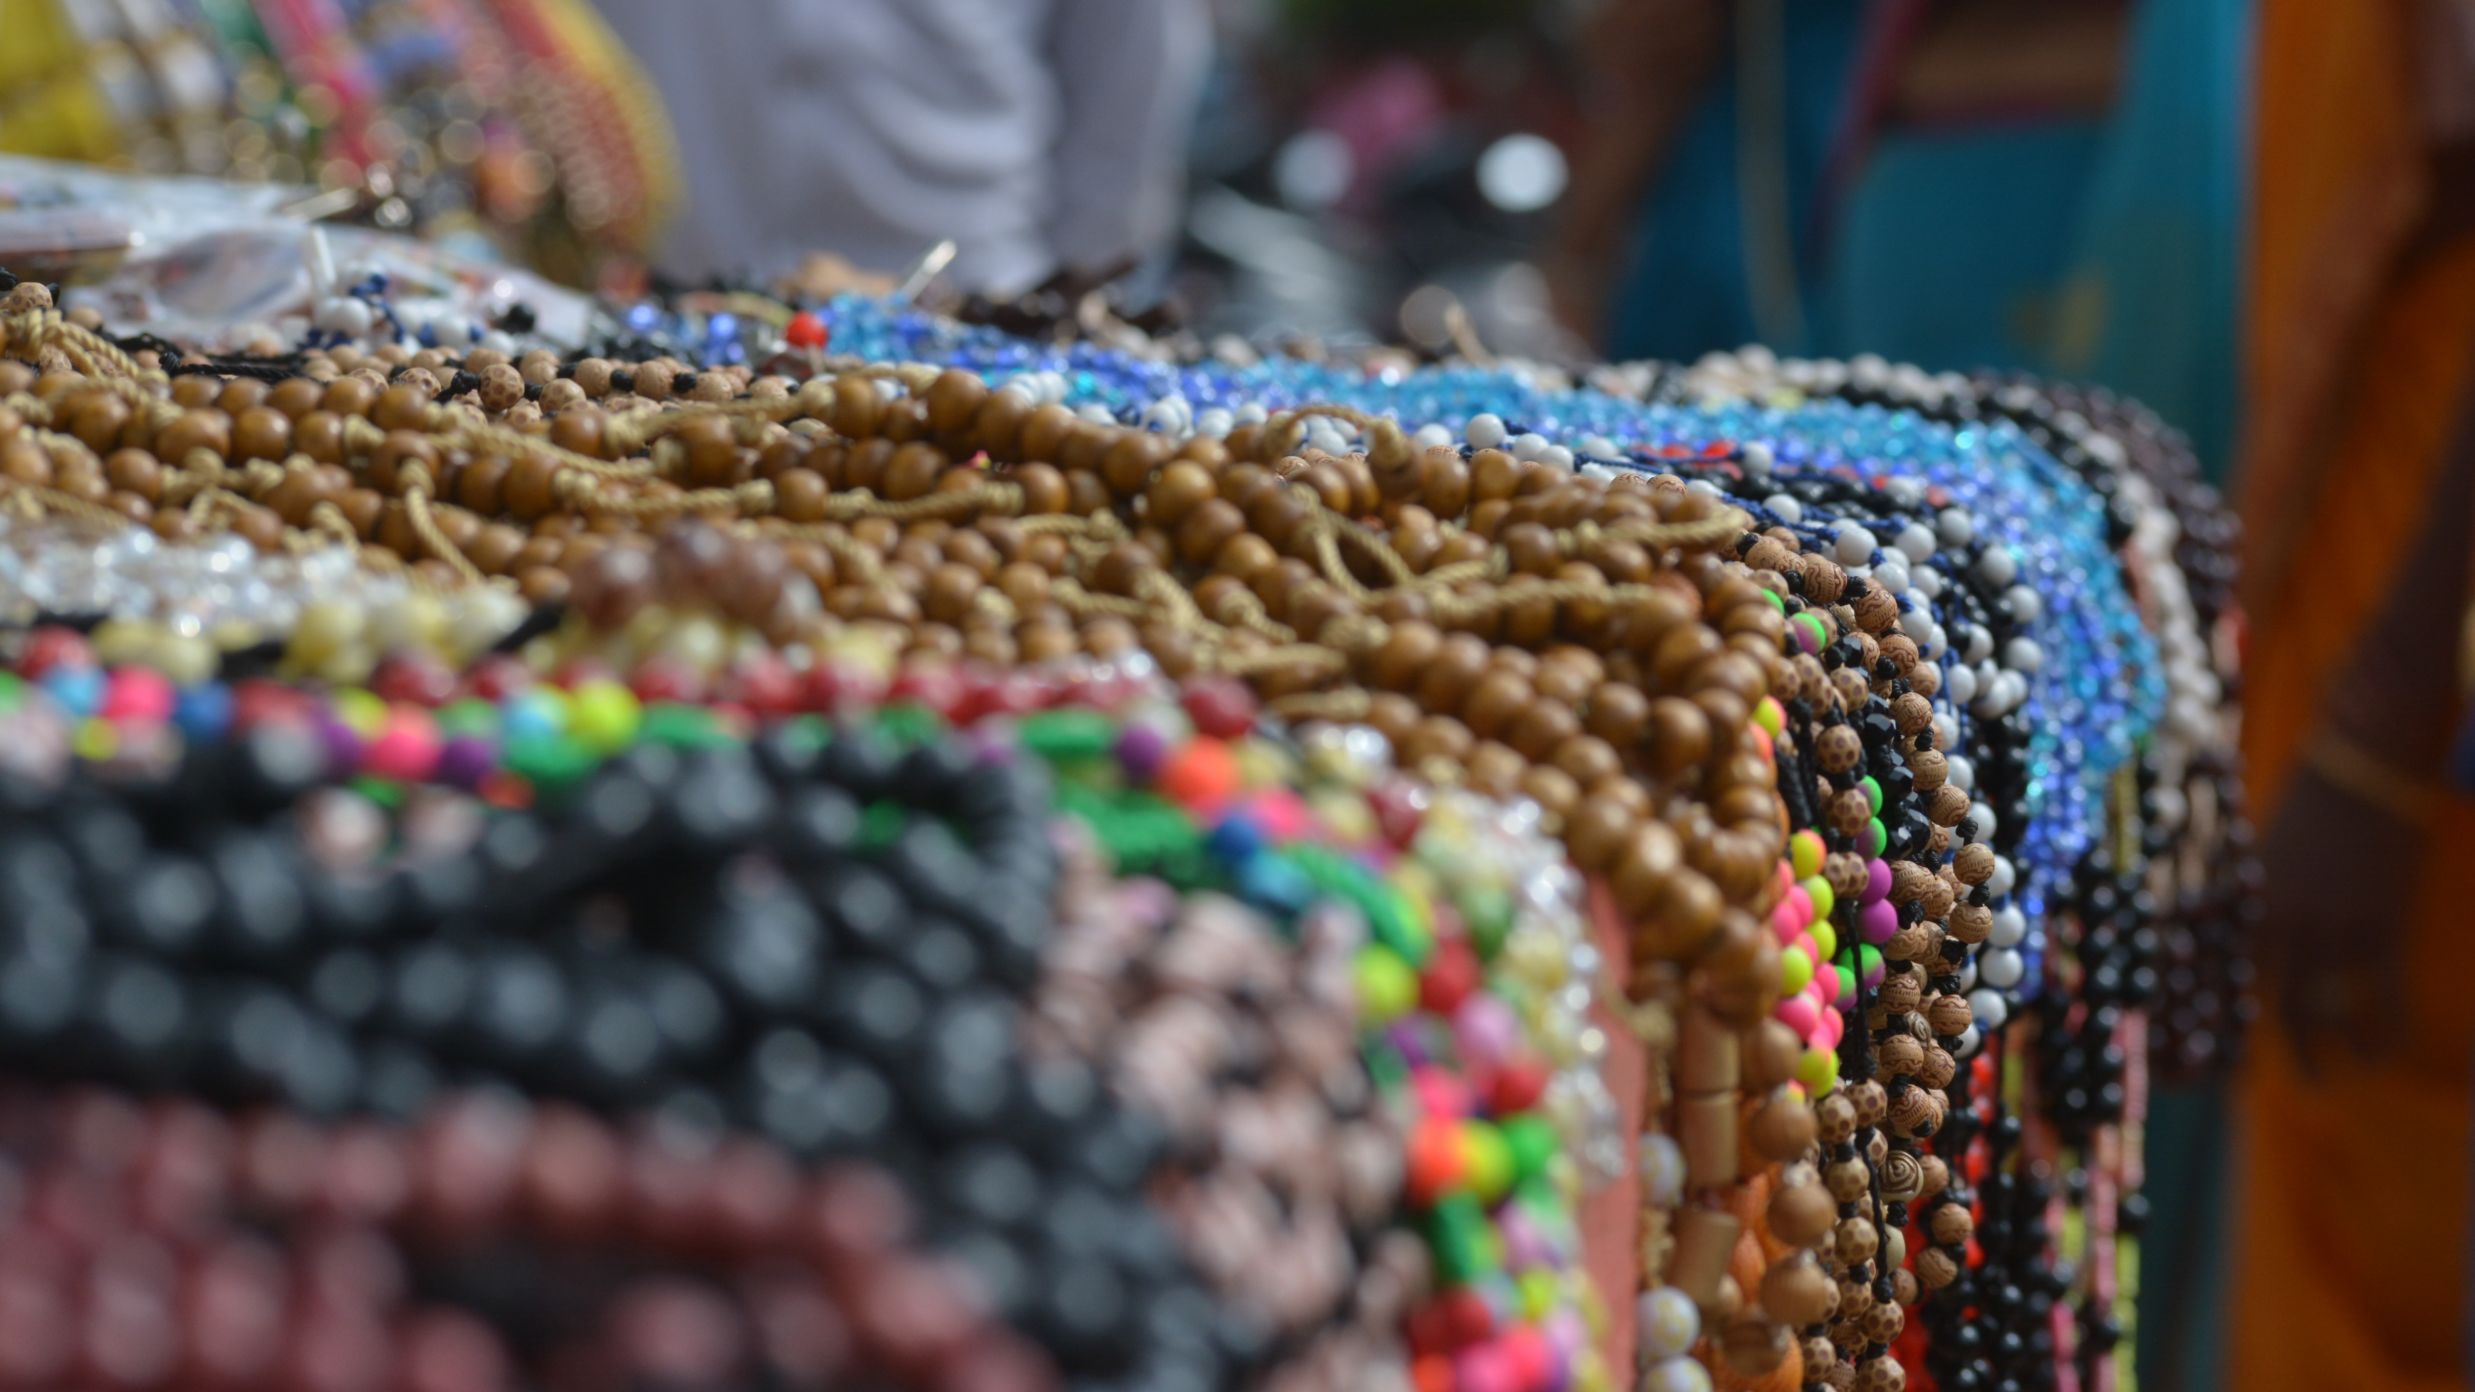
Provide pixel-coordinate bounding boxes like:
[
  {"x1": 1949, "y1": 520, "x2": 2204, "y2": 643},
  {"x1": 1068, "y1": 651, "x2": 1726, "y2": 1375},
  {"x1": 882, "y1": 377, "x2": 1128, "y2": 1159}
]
[
  {"x1": 0, "y1": 0, "x2": 674, "y2": 274},
  {"x1": 0, "y1": 254, "x2": 2252, "y2": 1392}
]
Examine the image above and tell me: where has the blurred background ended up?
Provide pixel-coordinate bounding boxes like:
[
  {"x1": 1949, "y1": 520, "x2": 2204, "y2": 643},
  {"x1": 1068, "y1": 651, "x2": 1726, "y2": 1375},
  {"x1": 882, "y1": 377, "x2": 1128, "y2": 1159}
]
[{"x1": 9, "y1": 3, "x2": 2475, "y2": 1391}]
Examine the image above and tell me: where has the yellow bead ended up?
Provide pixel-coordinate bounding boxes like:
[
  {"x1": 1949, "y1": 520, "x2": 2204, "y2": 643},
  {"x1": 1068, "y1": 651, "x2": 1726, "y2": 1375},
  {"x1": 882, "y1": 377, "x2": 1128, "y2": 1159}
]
[
  {"x1": 72, "y1": 717, "x2": 115, "y2": 763},
  {"x1": 369, "y1": 594, "x2": 447, "y2": 657},
  {"x1": 155, "y1": 633, "x2": 216, "y2": 688},
  {"x1": 313, "y1": 643, "x2": 372, "y2": 685},
  {"x1": 289, "y1": 600, "x2": 363, "y2": 668},
  {"x1": 658, "y1": 615, "x2": 729, "y2": 673},
  {"x1": 332, "y1": 688, "x2": 387, "y2": 738},
  {"x1": 90, "y1": 618, "x2": 157, "y2": 666},
  {"x1": 1507, "y1": 931, "x2": 1565, "y2": 989},
  {"x1": 1796, "y1": 1045, "x2": 1839, "y2": 1096}
]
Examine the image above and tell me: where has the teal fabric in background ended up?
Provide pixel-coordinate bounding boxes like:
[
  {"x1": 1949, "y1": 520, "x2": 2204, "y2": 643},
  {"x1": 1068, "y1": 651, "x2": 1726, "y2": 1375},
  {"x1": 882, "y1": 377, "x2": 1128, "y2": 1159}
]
[
  {"x1": 1609, "y1": 0, "x2": 2247, "y2": 476},
  {"x1": 1605, "y1": 3, "x2": 2251, "y2": 1386}
]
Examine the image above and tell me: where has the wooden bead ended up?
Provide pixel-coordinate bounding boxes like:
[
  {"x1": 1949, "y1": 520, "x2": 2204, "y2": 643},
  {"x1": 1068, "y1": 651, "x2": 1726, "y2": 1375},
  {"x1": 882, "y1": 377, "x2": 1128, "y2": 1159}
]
[{"x1": 1767, "y1": 1180, "x2": 1835, "y2": 1246}]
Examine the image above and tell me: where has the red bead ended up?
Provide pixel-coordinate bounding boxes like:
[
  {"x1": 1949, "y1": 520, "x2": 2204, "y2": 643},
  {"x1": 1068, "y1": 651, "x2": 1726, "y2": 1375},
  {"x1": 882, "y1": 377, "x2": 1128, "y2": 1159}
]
[
  {"x1": 1372, "y1": 780, "x2": 1424, "y2": 849},
  {"x1": 183, "y1": 1239, "x2": 286, "y2": 1385},
  {"x1": 784, "y1": 311, "x2": 829, "y2": 350},
  {"x1": 318, "y1": 1124, "x2": 409, "y2": 1226},
  {"x1": 395, "y1": 1311, "x2": 512, "y2": 1392},
  {"x1": 1441, "y1": 1287, "x2": 1494, "y2": 1347},
  {"x1": 803, "y1": 1167, "x2": 911, "y2": 1269},
  {"x1": 519, "y1": 1106, "x2": 624, "y2": 1241},
  {"x1": 19, "y1": 626, "x2": 92, "y2": 679},
  {"x1": 1419, "y1": 938, "x2": 1482, "y2": 1015},
  {"x1": 368, "y1": 655, "x2": 456, "y2": 708},
  {"x1": 964, "y1": 669, "x2": 1050, "y2": 721},
  {"x1": 727, "y1": 652, "x2": 801, "y2": 715},
  {"x1": 804, "y1": 663, "x2": 885, "y2": 717},
  {"x1": 1485, "y1": 1058, "x2": 1549, "y2": 1115},
  {"x1": 1405, "y1": 1301, "x2": 1458, "y2": 1357},
  {"x1": 887, "y1": 663, "x2": 967, "y2": 722},
  {"x1": 1180, "y1": 676, "x2": 1255, "y2": 739},
  {"x1": 462, "y1": 657, "x2": 532, "y2": 702},
  {"x1": 701, "y1": 1138, "x2": 799, "y2": 1257},
  {"x1": 281, "y1": 1304, "x2": 392, "y2": 1392},
  {"x1": 231, "y1": 679, "x2": 313, "y2": 731},
  {"x1": 548, "y1": 656, "x2": 616, "y2": 691},
  {"x1": 628, "y1": 658, "x2": 707, "y2": 706}
]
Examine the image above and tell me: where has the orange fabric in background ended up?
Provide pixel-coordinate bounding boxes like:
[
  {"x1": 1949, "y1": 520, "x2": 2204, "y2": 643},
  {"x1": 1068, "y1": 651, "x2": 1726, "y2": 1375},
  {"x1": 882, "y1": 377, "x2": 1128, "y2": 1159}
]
[{"x1": 2230, "y1": 2, "x2": 2475, "y2": 1387}]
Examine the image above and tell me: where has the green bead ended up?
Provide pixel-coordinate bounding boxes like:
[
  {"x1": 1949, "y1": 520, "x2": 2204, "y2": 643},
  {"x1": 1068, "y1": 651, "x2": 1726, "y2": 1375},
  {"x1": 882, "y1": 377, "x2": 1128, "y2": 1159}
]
[
  {"x1": 1864, "y1": 817, "x2": 1887, "y2": 857},
  {"x1": 0, "y1": 673, "x2": 22, "y2": 710},
  {"x1": 874, "y1": 703, "x2": 943, "y2": 747},
  {"x1": 860, "y1": 801, "x2": 908, "y2": 848},
  {"x1": 348, "y1": 775, "x2": 404, "y2": 809},
  {"x1": 642, "y1": 702, "x2": 728, "y2": 748},
  {"x1": 1427, "y1": 1194, "x2": 1491, "y2": 1284},
  {"x1": 505, "y1": 733, "x2": 595, "y2": 798},
  {"x1": 436, "y1": 698, "x2": 497, "y2": 737},
  {"x1": 1791, "y1": 611, "x2": 1828, "y2": 649},
  {"x1": 1019, "y1": 709, "x2": 1115, "y2": 761},
  {"x1": 1501, "y1": 1115, "x2": 1559, "y2": 1186},
  {"x1": 1861, "y1": 775, "x2": 1883, "y2": 814},
  {"x1": 1762, "y1": 586, "x2": 1787, "y2": 613},
  {"x1": 1363, "y1": 1039, "x2": 1410, "y2": 1092},
  {"x1": 1459, "y1": 885, "x2": 1514, "y2": 961}
]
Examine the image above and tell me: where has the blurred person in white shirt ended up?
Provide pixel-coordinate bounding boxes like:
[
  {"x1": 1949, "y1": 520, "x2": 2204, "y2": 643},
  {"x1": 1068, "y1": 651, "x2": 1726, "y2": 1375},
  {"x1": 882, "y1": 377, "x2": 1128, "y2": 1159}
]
[{"x1": 595, "y1": 0, "x2": 1211, "y2": 293}]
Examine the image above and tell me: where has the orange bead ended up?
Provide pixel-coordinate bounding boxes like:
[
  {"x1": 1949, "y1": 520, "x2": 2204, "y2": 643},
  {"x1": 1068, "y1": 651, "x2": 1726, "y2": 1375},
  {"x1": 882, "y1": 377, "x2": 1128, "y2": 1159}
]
[
  {"x1": 1405, "y1": 1117, "x2": 1466, "y2": 1207},
  {"x1": 1157, "y1": 737, "x2": 1240, "y2": 811}
]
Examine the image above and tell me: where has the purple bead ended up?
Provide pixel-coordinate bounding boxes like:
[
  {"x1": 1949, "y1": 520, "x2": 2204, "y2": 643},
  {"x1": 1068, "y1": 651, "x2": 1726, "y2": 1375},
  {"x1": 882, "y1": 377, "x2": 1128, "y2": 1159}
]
[
  {"x1": 1453, "y1": 995, "x2": 1520, "y2": 1068},
  {"x1": 432, "y1": 734, "x2": 495, "y2": 789},
  {"x1": 314, "y1": 715, "x2": 363, "y2": 777},
  {"x1": 1113, "y1": 723, "x2": 1168, "y2": 780},
  {"x1": 1860, "y1": 898, "x2": 1899, "y2": 946},
  {"x1": 1499, "y1": 1209, "x2": 1548, "y2": 1271},
  {"x1": 1863, "y1": 857, "x2": 1892, "y2": 904}
]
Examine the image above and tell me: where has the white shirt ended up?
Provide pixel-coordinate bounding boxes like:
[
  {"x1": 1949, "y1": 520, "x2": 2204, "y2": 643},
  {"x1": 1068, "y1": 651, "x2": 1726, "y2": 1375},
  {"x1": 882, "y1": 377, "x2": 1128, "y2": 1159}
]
[{"x1": 595, "y1": 0, "x2": 1210, "y2": 293}]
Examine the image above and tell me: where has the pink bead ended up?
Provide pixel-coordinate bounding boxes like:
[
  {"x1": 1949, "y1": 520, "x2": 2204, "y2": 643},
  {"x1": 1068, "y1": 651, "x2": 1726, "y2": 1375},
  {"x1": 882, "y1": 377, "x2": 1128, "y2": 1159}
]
[
  {"x1": 1775, "y1": 860, "x2": 1795, "y2": 896},
  {"x1": 1864, "y1": 858, "x2": 1893, "y2": 904},
  {"x1": 1246, "y1": 789, "x2": 1314, "y2": 841},
  {"x1": 1860, "y1": 898, "x2": 1899, "y2": 945},
  {"x1": 1819, "y1": 1004, "x2": 1845, "y2": 1048},
  {"x1": 1411, "y1": 1066, "x2": 1474, "y2": 1119},
  {"x1": 1455, "y1": 1341, "x2": 1518, "y2": 1392},
  {"x1": 1776, "y1": 993, "x2": 1820, "y2": 1039},
  {"x1": 363, "y1": 710, "x2": 442, "y2": 781},
  {"x1": 1791, "y1": 931, "x2": 1819, "y2": 969},
  {"x1": 1785, "y1": 883, "x2": 1814, "y2": 926},
  {"x1": 1454, "y1": 996, "x2": 1521, "y2": 1068},
  {"x1": 1771, "y1": 902, "x2": 1805, "y2": 943},
  {"x1": 101, "y1": 668, "x2": 175, "y2": 724},
  {"x1": 1500, "y1": 1326, "x2": 1554, "y2": 1392}
]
